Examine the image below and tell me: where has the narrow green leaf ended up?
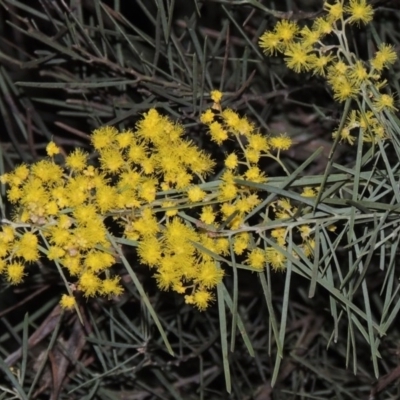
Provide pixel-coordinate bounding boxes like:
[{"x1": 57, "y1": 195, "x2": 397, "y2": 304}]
[{"x1": 217, "y1": 281, "x2": 231, "y2": 393}]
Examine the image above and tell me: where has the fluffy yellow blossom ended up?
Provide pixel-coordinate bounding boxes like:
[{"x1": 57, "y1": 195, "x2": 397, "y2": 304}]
[
  {"x1": 0, "y1": 226, "x2": 15, "y2": 243},
  {"x1": 270, "y1": 134, "x2": 292, "y2": 150},
  {"x1": 79, "y1": 272, "x2": 101, "y2": 297},
  {"x1": 210, "y1": 90, "x2": 223, "y2": 103},
  {"x1": 259, "y1": 31, "x2": 282, "y2": 55},
  {"x1": 60, "y1": 214, "x2": 77, "y2": 231},
  {"x1": 15, "y1": 232, "x2": 39, "y2": 262},
  {"x1": 46, "y1": 201, "x2": 59, "y2": 216},
  {"x1": 246, "y1": 248, "x2": 266, "y2": 271},
  {"x1": 298, "y1": 225, "x2": 313, "y2": 240},
  {"x1": 155, "y1": 266, "x2": 181, "y2": 291},
  {"x1": 192, "y1": 288, "x2": 214, "y2": 311},
  {"x1": 141, "y1": 157, "x2": 156, "y2": 175},
  {"x1": 271, "y1": 228, "x2": 287, "y2": 246},
  {"x1": 220, "y1": 202, "x2": 236, "y2": 218},
  {"x1": 14, "y1": 164, "x2": 30, "y2": 182},
  {"x1": 162, "y1": 201, "x2": 179, "y2": 217},
  {"x1": 66, "y1": 149, "x2": 89, "y2": 171},
  {"x1": 233, "y1": 233, "x2": 250, "y2": 255},
  {"x1": 100, "y1": 277, "x2": 124, "y2": 297},
  {"x1": 187, "y1": 186, "x2": 207, "y2": 202},
  {"x1": 219, "y1": 182, "x2": 238, "y2": 201},
  {"x1": 47, "y1": 246, "x2": 65, "y2": 260},
  {"x1": 137, "y1": 235, "x2": 162, "y2": 267},
  {"x1": 345, "y1": 0, "x2": 374, "y2": 25},
  {"x1": 95, "y1": 184, "x2": 118, "y2": 212},
  {"x1": 139, "y1": 179, "x2": 157, "y2": 203},
  {"x1": 209, "y1": 121, "x2": 229, "y2": 144},
  {"x1": 7, "y1": 186, "x2": 23, "y2": 203},
  {"x1": 7, "y1": 262, "x2": 25, "y2": 284},
  {"x1": 128, "y1": 142, "x2": 147, "y2": 163},
  {"x1": 221, "y1": 109, "x2": 241, "y2": 130},
  {"x1": 164, "y1": 217, "x2": 198, "y2": 248},
  {"x1": 173, "y1": 282, "x2": 186, "y2": 294},
  {"x1": 300, "y1": 26, "x2": 321, "y2": 47},
  {"x1": 2, "y1": 172, "x2": 24, "y2": 187},
  {"x1": 312, "y1": 17, "x2": 333, "y2": 36},
  {"x1": 301, "y1": 187, "x2": 317, "y2": 197},
  {"x1": 132, "y1": 209, "x2": 160, "y2": 238},
  {"x1": 274, "y1": 20, "x2": 299, "y2": 43},
  {"x1": 371, "y1": 43, "x2": 397, "y2": 71},
  {"x1": 373, "y1": 93, "x2": 398, "y2": 112},
  {"x1": 235, "y1": 194, "x2": 259, "y2": 214},
  {"x1": 284, "y1": 43, "x2": 315, "y2": 73},
  {"x1": 136, "y1": 109, "x2": 165, "y2": 144},
  {"x1": 274, "y1": 197, "x2": 295, "y2": 219},
  {"x1": 60, "y1": 294, "x2": 76, "y2": 310},
  {"x1": 310, "y1": 54, "x2": 334, "y2": 76},
  {"x1": 247, "y1": 133, "x2": 269, "y2": 152},
  {"x1": 99, "y1": 148, "x2": 125, "y2": 173},
  {"x1": 332, "y1": 126, "x2": 356, "y2": 145},
  {"x1": 245, "y1": 148, "x2": 260, "y2": 164},
  {"x1": 266, "y1": 248, "x2": 287, "y2": 271},
  {"x1": 327, "y1": 60, "x2": 348, "y2": 77},
  {"x1": 63, "y1": 255, "x2": 81, "y2": 276},
  {"x1": 237, "y1": 117, "x2": 254, "y2": 136},
  {"x1": 200, "y1": 109, "x2": 215, "y2": 124},
  {"x1": 225, "y1": 153, "x2": 239, "y2": 169},
  {"x1": 215, "y1": 237, "x2": 229, "y2": 255},
  {"x1": 0, "y1": 173, "x2": 9, "y2": 185},
  {"x1": 200, "y1": 206, "x2": 216, "y2": 225},
  {"x1": 91, "y1": 126, "x2": 118, "y2": 150},
  {"x1": 331, "y1": 76, "x2": 358, "y2": 102},
  {"x1": 183, "y1": 147, "x2": 215, "y2": 177},
  {"x1": 348, "y1": 60, "x2": 369, "y2": 84},
  {"x1": 244, "y1": 166, "x2": 267, "y2": 183},
  {"x1": 46, "y1": 142, "x2": 60, "y2": 157},
  {"x1": 324, "y1": 0, "x2": 344, "y2": 22},
  {"x1": 31, "y1": 160, "x2": 63, "y2": 183},
  {"x1": 116, "y1": 130, "x2": 134, "y2": 148},
  {"x1": 84, "y1": 250, "x2": 115, "y2": 272},
  {"x1": 196, "y1": 261, "x2": 224, "y2": 288}
]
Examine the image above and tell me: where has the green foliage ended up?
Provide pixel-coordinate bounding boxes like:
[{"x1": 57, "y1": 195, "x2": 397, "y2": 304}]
[{"x1": 1, "y1": 0, "x2": 400, "y2": 399}]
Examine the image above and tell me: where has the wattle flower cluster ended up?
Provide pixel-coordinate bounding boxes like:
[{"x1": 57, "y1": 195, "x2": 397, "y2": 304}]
[
  {"x1": 258, "y1": 0, "x2": 398, "y2": 144},
  {"x1": 0, "y1": 93, "x2": 310, "y2": 311}
]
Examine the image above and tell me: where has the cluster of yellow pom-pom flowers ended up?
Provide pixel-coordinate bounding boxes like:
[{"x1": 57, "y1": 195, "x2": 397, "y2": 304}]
[
  {"x1": 0, "y1": 89, "x2": 321, "y2": 311},
  {"x1": 259, "y1": 0, "x2": 397, "y2": 144}
]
